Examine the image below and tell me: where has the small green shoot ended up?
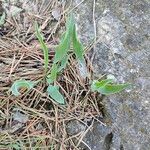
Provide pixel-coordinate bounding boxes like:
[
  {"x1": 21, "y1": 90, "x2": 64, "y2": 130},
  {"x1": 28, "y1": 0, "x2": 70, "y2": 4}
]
[
  {"x1": 58, "y1": 55, "x2": 69, "y2": 72},
  {"x1": 91, "y1": 79, "x2": 113, "y2": 92},
  {"x1": 54, "y1": 13, "x2": 75, "y2": 63},
  {"x1": 47, "y1": 85, "x2": 65, "y2": 104},
  {"x1": 91, "y1": 79, "x2": 131, "y2": 95},
  {"x1": 10, "y1": 80, "x2": 34, "y2": 96},
  {"x1": 72, "y1": 24, "x2": 84, "y2": 62},
  {"x1": 10, "y1": 13, "x2": 131, "y2": 105},
  {"x1": 72, "y1": 19, "x2": 88, "y2": 78},
  {"x1": 53, "y1": 32, "x2": 70, "y2": 63},
  {"x1": 47, "y1": 63, "x2": 58, "y2": 84},
  {"x1": 35, "y1": 22, "x2": 49, "y2": 74}
]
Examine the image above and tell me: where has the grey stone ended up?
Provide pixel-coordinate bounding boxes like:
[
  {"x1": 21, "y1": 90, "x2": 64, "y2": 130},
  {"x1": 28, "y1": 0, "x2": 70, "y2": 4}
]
[
  {"x1": 82, "y1": 123, "x2": 113, "y2": 150},
  {"x1": 66, "y1": 120, "x2": 86, "y2": 136},
  {"x1": 72, "y1": 0, "x2": 150, "y2": 149}
]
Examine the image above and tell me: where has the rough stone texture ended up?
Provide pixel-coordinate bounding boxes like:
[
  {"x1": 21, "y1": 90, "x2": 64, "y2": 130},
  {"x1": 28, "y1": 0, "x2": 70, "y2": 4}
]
[
  {"x1": 66, "y1": 120, "x2": 86, "y2": 136},
  {"x1": 72, "y1": 0, "x2": 150, "y2": 149},
  {"x1": 82, "y1": 123, "x2": 113, "y2": 150}
]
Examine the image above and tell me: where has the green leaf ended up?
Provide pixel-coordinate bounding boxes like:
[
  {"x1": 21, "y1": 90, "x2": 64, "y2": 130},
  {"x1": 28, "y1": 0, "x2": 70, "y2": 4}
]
[
  {"x1": 91, "y1": 79, "x2": 114, "y2": 91},
  {"x1": 47, "y1": 55, "x2": 68, "y2": 84},
  {"x1": 47, "y1": 85, "x2": 65, "y2": 104},
  {"x1": 98, "y1": 83, "x2": 131, "y2": 95},
  {"x1": 54, "y1": 13, "x2": 75, "y2": 63},
  {"x1": 72, "y1": 24, "x2": 84, "y2": 61},
  {"x1": 54, "y1": 34, "x2": 70, "y2": 63},
  {"x1": 35, "y1": 22, "x2": 49, "y2": 73},
  {"x1": 10, "y1": 80, "x2": 34, "y2": 96},
  {"x1": 91, "y1": 79, "x2": 131, "y2": 95},
  {"x1": 66, "y1": 12, "x2": 75, "y2": 38},
  {"x1": 47, "y1": 64, "x2": 58, "y2": 84},
  {"x1": 0, "y1": 12, "x2": 6, "y2": 26},
  {"x1": 58, "y1": 55, "x2": 68, "y2": 72}
]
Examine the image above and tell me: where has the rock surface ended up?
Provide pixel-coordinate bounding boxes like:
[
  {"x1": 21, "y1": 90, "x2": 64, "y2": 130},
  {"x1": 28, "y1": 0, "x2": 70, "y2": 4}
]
[{"x1": 72, "y1": 0, "x2": 150, "y2": 149}]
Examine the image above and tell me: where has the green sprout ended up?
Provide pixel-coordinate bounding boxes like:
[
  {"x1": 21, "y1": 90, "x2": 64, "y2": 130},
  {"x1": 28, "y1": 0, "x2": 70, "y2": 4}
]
[
  {"x1": 10, "y1": 80, "x2": 34, "y2": 96},
  {"x1": 91, "y1": 78, "x2": 131, "y2": 95},
  {"x1": 10, "y1": 13, "x2": 131, "y2": 104},
  {"x1": 35, "y1": 22, "x2": 49, "y2": 74}
]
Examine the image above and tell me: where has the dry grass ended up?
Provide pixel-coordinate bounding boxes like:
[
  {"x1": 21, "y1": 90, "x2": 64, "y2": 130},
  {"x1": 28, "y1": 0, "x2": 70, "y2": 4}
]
[{"x1": 0, "y1": 0, "x2": 103, "y2": 149}]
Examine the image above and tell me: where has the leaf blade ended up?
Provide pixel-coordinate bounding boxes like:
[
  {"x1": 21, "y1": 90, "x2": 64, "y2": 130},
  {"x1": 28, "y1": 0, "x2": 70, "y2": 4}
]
[
  {"x1": 54, "y1": 13, "x2": 75, "y2": 63},
  {"x1": 98, "y1": 83, "x2": 131, "y2": 95},
  {"x1": 47, "y1": 85, "x2": 65, "y2": 104},
  {"x1": 91, "y1": 79, "x2": 131, "y2": 95},
  {"x1": 54, "y1": 34, "x2": 70, "y2": 63},
  {"x1": 35, "y1": 22, "x2": 49, "y2": 73},
  {"x1": 58, "y1": 55, "x2": 68, "y2": 72},
  {"x1": 91, "y1": 79, "x2": 114, "y2": 92},
  {"x1": 72, "y1": 24, "x2": 84, "y2": 61},
  {"x1": 10, "y1": 80, "x2": 34, "y2": 96},
  {"x1": 47, "y1": 63, "x2": 58, "y2": 84}
]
